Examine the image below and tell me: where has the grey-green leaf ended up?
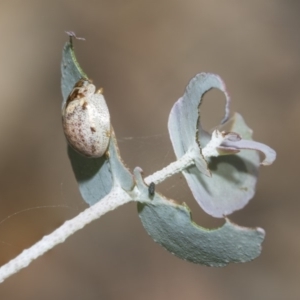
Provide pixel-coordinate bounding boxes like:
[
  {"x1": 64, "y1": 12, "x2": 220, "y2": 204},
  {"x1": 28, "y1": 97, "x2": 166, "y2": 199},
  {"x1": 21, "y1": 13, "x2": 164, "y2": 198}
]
[
  {"x1": 136, "y1": 169, "x2": 265, "y2": 266},
  {"x1": 168, "y1": 73, "x2": 230, "y2": 176},
  {"x1": 61, "y1": 38, "x2": 134, "y2": 205},
  {"x1": 168, "y1": 73, "x2": 264, "y2": 217},
  {"x1": 61, "y1": 40, "x2": 88, "y2": 109},
  {"x1": 190, "y1": 113, "x2": 260, "y2": 217}
]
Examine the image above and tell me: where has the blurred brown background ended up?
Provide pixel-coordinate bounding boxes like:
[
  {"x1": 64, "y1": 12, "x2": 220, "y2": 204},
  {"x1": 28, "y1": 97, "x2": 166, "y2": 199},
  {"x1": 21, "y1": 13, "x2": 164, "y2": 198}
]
[{"x1": 0, "y1": 1, "x2": 298, "y2": 299}]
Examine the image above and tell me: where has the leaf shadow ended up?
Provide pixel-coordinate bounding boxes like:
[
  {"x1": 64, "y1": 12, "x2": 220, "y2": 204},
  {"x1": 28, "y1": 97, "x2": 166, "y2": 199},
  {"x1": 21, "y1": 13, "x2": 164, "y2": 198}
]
[{"x1": 67, "y1": 146, "x2": 106, "y2": 182}]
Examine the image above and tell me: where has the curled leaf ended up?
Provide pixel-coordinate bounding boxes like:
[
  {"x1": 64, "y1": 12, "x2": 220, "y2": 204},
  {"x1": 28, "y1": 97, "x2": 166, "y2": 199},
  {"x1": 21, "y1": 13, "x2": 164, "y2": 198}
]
[
  {"x1": 168, "y1": 73, "x2": 231, "y2": 177},
  {"x1": 168, "y1": 73, "x2": 275, "y2": 217},
  {"x1": 220, "y1": 131, "x2": 276, "y2": 166}
]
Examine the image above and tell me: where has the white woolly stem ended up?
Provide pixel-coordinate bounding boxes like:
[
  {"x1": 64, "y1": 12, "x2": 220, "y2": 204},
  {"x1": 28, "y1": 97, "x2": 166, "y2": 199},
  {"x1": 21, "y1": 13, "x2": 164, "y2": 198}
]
[
  {"x1": 144, "y1": 151, "x2": 195, "y2": 185},
  {"x1": 0, "y1": 148, "x2": 201, "y2": 284},
  {"x1": 0, "y1": 187, "x2": 131, "y2": 284}
]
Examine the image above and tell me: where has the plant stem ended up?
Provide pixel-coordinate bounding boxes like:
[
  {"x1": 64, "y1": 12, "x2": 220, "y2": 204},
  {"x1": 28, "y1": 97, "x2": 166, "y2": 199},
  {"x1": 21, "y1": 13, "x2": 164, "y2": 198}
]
[
  {"x1": 0, "y1": 187, "x2": 131, "y2": 284},
  {"x1": 144, "y1": 151, "x2": 195, "y2": 185},
  {"x1": 0, "y1": 152, "x2": 197, "y2": 284}
]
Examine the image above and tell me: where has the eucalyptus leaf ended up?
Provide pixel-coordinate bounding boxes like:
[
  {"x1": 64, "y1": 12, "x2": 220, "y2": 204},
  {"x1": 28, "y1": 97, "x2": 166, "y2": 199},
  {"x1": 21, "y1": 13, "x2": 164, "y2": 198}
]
[
  {"x1": 61, "y1": 39, "x2": 134, "y2": 206},
  {"x1": 61, "y1": 39, "x2": 88, "y2": 109},
  {"x1": 168, "y1": 73, "x2": 275, "y2": 217},
  {"x1": 135, "y1": 168, "x2": 265, "y2": 266},
  {"x1": 188, "y1": 113, "x2": 260, "y2": 217},
  {"x1": 168, "y1": 73, "x2": 231, "y2": 178}
]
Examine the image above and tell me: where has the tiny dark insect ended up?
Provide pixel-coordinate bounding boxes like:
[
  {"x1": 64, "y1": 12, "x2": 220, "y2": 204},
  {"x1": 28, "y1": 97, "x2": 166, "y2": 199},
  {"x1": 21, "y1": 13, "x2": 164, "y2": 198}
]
[{"x1": 148, "y1": 182, "x2": 155, "y2": 197}]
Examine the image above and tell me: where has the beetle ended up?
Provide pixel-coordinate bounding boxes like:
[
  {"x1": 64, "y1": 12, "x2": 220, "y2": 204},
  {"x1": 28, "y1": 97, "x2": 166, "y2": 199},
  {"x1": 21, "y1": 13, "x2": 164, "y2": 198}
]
[{"x1": 62, "y1": 79, "x2": 111, "y2": 157}]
